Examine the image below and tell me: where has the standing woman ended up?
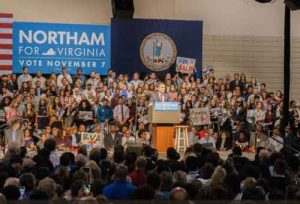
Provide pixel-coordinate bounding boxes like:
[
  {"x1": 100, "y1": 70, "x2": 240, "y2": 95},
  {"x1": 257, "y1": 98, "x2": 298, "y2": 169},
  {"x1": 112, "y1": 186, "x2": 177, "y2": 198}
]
[
  {"x1": 49, "y1": 96, "x2": 61, "y2": 119},
  {"x1": 127, "y1": 98, "x2": 136, "y2": 131},
  {"x1": 254, "y1": 101, "x2": 266, "y2": 127},
  {"x1": 168, "y1": 84, "x2": 178, "y2": 101},
  {"x1": 264, "y1": 104, "x2": 276, "y2": 133},
  {"x1": 75, "y1": 99, "x2": 95, "y2": 127},
  {"x1": 23, "y1": 102, "x2": 36, "y2": 130},
  {"x1": 5, "y1": 99, "x2": 19, "y2": 122},
  {"x1": 36, "y1": 98, "x2": 50, "y2": 129}
]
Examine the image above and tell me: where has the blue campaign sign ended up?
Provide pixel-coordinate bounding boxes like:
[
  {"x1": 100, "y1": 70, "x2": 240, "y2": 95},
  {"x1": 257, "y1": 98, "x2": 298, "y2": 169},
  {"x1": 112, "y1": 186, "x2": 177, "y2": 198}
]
[
  {"x1": 154, "y1": 102, "x2": 179, "y2": 111},
  {"x1": 13, "y1": 22, "x2": 111, "y2": 75}
]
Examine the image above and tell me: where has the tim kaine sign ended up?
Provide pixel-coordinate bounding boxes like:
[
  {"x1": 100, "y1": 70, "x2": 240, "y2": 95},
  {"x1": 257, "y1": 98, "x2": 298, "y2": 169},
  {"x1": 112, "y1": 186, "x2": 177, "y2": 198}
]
[{"x1": 13, "y1": 22, "x2": 111, "y2": 75}]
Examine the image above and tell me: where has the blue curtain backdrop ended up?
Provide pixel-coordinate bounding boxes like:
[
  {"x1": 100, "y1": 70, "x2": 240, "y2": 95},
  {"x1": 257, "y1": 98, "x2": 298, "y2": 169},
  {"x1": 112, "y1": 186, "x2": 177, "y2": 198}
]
[{"x1": 111, "y1": 18, "x2": 203, "y2": 77}]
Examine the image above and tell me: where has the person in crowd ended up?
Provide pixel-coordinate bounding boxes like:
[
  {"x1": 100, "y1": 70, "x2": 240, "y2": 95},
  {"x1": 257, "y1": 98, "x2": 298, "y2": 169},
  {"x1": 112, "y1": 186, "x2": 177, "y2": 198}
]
[
  {"x1": 216, "y1": 131, "x2": 232, "y2": 151},
  {"x1": 71, "y1": 124, "x2": 86, "y2": 148},
  {"x1": 96, "y1": 98, "x2": 113, "y2": 126},
  {"x1": 17, "y1": 67, "x2": 32, "y2": 90},
  {"x1": 103, "y1": 164, "x2": 136, "y2": 199},
  {"x1": 4, "y1": 121, "x2": 24, "y2": 146},
  {"x1": 104, "y1": 122, "x2": 123, "y2": 150},
  {"x1": 113, "y1": 96, "x2": 129, "y2": 128},
  {"x1": 150, "y1": 82, "x2": 170, "y2": 103},
  {"x1": 57, "y1": 67, "x2": 73, "y2": 89},
  {"x1": 199, "y1": 130, "x2": 216, "y2": 148}
]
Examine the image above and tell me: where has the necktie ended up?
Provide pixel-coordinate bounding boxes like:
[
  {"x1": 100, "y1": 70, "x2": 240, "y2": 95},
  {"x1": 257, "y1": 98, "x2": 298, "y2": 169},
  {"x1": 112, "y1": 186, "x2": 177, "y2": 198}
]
[{"x1": 121, "y1": 105, "x2": 124, "y2": 121}]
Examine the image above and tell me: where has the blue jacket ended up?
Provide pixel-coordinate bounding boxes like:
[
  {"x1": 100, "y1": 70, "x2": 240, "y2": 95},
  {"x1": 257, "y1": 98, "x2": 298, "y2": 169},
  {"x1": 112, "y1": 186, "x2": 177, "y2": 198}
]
[
  {"x1": 96, "y1": 105, "x2": 113, "y2": 123},
  {"x1": 103, "y1": 180, "x2": 136, "y2": 200}
]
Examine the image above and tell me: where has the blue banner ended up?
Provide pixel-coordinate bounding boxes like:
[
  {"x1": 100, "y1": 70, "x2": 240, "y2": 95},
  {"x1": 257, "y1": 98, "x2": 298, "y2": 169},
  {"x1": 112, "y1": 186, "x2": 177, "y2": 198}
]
[
  {"x1": 154, "y1": 102, "x2": 179, "y2": 111},
  {"x1": 13, "y1": 22, "x2": 111, "y2": 75},
  {"x1": 111, "y1": 18, "x2": 203, "y2": 77}
]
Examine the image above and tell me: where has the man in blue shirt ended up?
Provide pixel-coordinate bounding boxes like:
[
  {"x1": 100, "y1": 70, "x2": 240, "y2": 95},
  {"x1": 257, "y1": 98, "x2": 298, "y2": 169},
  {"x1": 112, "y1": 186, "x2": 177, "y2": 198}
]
[
  {"x1": 96, "y1": 98, "x2": 113, "y2": 123},
  {"x1": 103, "y1": 164, "x2": 136, "y2": 200}
]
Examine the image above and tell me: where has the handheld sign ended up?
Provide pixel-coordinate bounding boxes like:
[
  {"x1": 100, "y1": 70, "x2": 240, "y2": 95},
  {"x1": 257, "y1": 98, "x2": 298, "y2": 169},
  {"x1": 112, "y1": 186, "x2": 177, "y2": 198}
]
[
  {"x1": 190, "y1": 107, "x2": 210, "y2": 126},
  {"x1": 81, "y1": 132, "x2": 102, "y2": 150},
  {"x1": 176, "y1": 57, "x2": 196, "y2": 74}
]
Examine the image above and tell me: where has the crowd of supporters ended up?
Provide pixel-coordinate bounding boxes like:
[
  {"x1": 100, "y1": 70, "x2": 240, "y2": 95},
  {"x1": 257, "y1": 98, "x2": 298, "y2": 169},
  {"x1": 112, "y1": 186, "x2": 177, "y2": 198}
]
[{"x1": 0, "y1": 66, "x2": 299, "y2": 201}]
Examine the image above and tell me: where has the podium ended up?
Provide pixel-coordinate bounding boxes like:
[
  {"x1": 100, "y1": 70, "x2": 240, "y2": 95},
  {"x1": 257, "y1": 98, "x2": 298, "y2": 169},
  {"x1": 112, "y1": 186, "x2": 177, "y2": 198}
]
[{"x1": 148, "y1": 102, "x2": 181, "y2": 153}]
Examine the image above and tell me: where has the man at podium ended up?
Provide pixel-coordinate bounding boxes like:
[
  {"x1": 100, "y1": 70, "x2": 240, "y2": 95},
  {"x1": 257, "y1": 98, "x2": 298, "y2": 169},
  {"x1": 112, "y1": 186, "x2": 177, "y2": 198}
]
[{"x1": 150, "y1": 83, "x2": 170, "y2": 103}]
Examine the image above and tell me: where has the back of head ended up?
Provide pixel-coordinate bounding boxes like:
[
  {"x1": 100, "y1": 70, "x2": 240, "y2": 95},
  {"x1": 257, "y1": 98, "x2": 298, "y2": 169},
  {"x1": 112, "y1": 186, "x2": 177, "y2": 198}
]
[
  {"x1": 3, "y1": 185, "x2": 20, "y2": 200},
  {"x1": 241, "y1": 186, "x2": 266, "y2": 201},
  {"x1": 202, "y1": 163, "x2": 214, "y2": 179},
  {"x1": 273, "y1": 159, "x2": 287, "y2": 175},
  {"x1": 89, "y1": 148, "x2": 101, "y2": 164},
  {"x1": 133, "y1": 186, "x2": 155, "y2": 200},
  {"x1": 37, "y1": 177, "x2": 56, "y2": 198},
  {"x1": 167, "y1": 147, "x2": 180, "y2": 160},
  {"x1": 115, "y1": 164, "x2": 128, "y2": 180},
  {"x1": 185, "y1": 156, "x2": 198, "y2": 171},
  {"x1": 146, "y1": 173, "x2": 161, "y2": 191},
  {"x1": 19, "y1": 173, "x2": 36, "y2": 192},
  {"x1": 135, "y1": 156, "x2": 147, "y2": 169},
  {"x1": 71, "y1": 179, "x2": 85, "y2": 198},
  {"x1": 170, "y1": 187, "x2": 189, "y2": 201},
  {"x1": 44, "y1": 138, "x2": 56, "y2": 152},
  {"x1": 160, "y1": 171, "x2": 173, "y2": 191}
]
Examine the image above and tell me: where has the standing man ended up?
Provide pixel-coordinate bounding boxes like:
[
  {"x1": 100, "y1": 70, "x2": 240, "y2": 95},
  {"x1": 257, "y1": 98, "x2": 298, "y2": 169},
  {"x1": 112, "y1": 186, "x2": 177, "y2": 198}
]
[
  {"x1": 32, "y1": 70, "x2": 46, "y2": 89},
  {"x1": 75, "y1": 67, "x2": 87, "y2": 88},
  {"x1": 104, "y1": 123, "x2": 123, "y2": 150},
  {"x1": 113, "y1": 96, "x2": 129, "y2": 128},
  {"x1": 150, "y1": 82, "x2": 170, "y2": 103},
  {"x1": 129, "y1": 72, "x2": 143, "y2": 90},
  {"x1": 57, "y1": 67, "x2": 73, "y2": 88},
  {"x1": 4, "y1": 121, "x2": 24, "y2": 146},
  {"x1": 17, "y1": 67, "x2": 32, "y2": 90},
  {"x1": 97, "y1": 98, "x2": 113, "y2": 130}
]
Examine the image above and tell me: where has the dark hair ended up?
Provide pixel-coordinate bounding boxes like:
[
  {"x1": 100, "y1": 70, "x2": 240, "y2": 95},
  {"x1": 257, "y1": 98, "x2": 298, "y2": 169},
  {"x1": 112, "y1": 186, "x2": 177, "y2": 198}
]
[
  {"x1": 166, "y1": 147, "x2": 180, "y2": 161},
  {"x1": 185, "y1": 156, "x2": 198, "y2": 172},
  {"x1": 91, "y1": 179, "x2": 104, "y2": 197},
  {"x1": 100, "y1": 148, "x2": 108, "y2": 160},
  {"x1": 114, "y1": 150, "x2": 125, "y2": 164},
  {"x1": 44, "y1": 138, "x2": 56, "y2": 152},
  {"x1": 133, "y1": 186, "x2": 155, "y2": 200},
  {"x1": 19, "y1": 173, "x2": 36, "y2": 192},
  {"x1": 146, "y1": 173, "x2": 161, "y2": 191},
  {"x1": 274, "y1": 159, "x2": 287, "y2": 175},
  {"x1": 90, "y1": 148, "x2": 101, "y2": 164},
  {"x1": 60, "y1": 152, "x2": 72, "y2": 166},
  {"x1": 3, "y1": 185, "x2": 20, "y2": 200},
  {"x1": 71, "y1": 179, "x2": 85, "y2": 198},
  {"x1": 201, "y1": 163, "x2": 214, "y2": 179},
  {"x1": 30, "y1": 190, "x2": 49, "y2": 200},
  {"x1": 241, "y1": 187, "x2": 266, "y2": 200}
]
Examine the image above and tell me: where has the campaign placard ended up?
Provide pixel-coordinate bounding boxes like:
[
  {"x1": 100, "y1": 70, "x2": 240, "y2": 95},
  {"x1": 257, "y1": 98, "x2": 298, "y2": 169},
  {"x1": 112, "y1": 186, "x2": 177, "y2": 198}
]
[
  {"x1": 176, "y1": 57, "x2": 196, "y2": 74},
  {"x1": 13, "y1": 22, "x2": 111, "y2": 74},
  {"x1": 190, "y1": 107, "x2": 211, "y2": 126}
]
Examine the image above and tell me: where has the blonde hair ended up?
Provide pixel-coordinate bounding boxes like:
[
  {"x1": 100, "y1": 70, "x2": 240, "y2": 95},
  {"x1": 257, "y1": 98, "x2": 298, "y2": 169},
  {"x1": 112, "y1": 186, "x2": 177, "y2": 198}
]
[{"x1": 211, "y1": 166, "x2": 227, "y2": 186}]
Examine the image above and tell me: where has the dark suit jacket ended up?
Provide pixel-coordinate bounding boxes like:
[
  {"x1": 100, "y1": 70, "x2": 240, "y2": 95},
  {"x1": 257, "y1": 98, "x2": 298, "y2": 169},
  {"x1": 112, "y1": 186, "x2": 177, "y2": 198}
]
[
  {"x1": 150, "y1": 92, "x2": 170, "y2": 103},
  {"x1": 104, "y1": 132, "x2": 123, "y2": 149},
  {"x1": 230, "y1": 80, "x2": 244, "y2": 91},
  {"x1": 35, "y1": 88, "x2": 45, "y2": 96},
  {"x1": 232, "y1": 107, "x2": 247, "y2": 123}
]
